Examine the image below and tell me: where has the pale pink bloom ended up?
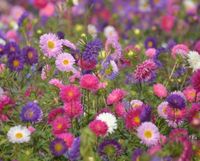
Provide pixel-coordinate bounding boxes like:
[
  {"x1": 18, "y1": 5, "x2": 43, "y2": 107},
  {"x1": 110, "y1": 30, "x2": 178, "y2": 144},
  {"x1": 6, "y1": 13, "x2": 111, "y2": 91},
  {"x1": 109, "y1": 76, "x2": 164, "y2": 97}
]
[
  {"x1": 49, "y1": 78, "x2": 64, "y2": 89},
  {"x1": 153, "y1": 83, "x2": 168, "y2": 98},
  {"x1": 28, "y1": 126, "x2": 36, "y2": 133},
  {"x1": 171, "y1": 44, "x2": 189, "y2": 59},
  {"x1": 145, "y1": 48, "x2": 156, "y2": 58},
  {"x1": 0, "y1": 64, "x2": 5, "y2": 73}
]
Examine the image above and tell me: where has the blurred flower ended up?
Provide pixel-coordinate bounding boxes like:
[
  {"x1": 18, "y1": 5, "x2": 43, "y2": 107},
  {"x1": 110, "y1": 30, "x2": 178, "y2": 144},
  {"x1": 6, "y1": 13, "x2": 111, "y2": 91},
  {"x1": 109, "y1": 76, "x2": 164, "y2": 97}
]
[
  {"x1": 166, "y1": 92, "x2": 186, "y2": 109},
  {"x1": 41, "y1": 64, "x2": 51, "y2": 80},
  {"x1": 153, "y1": 83, "x2": 168, "y2": 98},
  {"x1": 171, "y1": 44, "x2": 189, "y2": 59},
  {"x1": 191, "y1": 69, "x2": 200, "y2": 93},
  {"x1": 145, "y1": 48, "x2": 157, "y2": 58},
  {"x1": 131, "y1": 148, "x2": 143, "y2": 161},
  {"x1": 104, "y1": 26, "x2": 118, "y2": 38},
  {"x1": 33, "y1": 0, "x2": 48, "y2": 9},
  {"x1": 65, "y1": 137, "x2": 80, "y2": 161},
  {"x1": 4, "y1": 41, "x2": 20, "y2": 56},
  {"x1": 160, "y1": 15, "x2": 175, "y2": 32},
  {"x1": 114, "y1": 102, "x2": 126, "y2": 117},
  {"x1": 48, "y1": 107, "x2": 66, "y2": 124},
  {"x1": 183, "y1": 86, "x2": 197, "y2": 102},
  {"x1": 87, "y1": 24, "x2": 97, "y2": 38},
  {"x1": 187, "y1": 51, "x2": 200, "y2": 71},
  {"x1": 157, "y1": 102, "x2": 169, "y2": 119},
  {"x1": 144, "y1": 37, "x2": 157, "y2": 49},
  {"x1": 49, "y1": 78, "x2": 64, "y2": 89}
]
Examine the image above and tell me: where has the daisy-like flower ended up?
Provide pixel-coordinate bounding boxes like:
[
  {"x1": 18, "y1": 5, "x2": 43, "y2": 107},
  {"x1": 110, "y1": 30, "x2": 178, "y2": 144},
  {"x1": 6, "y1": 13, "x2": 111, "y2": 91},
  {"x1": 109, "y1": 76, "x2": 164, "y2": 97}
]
[
  {"x1": 187, "y1": 51, "x2": 200, "y2": 71},
  {"x1": 125, "y1": 108, "x2": 142, "y2": 129},
  {"x1": 137, "y1": 122, "x2": 160, "y2": 147},
  {"x1": 4, "y1": 41, "x2": 20, "y2": 55},
  {"x1": 96, "y1": 112, "x2": 117, "y2": 134},
  {"x1": 48, "y1": 107, "x2": 66, "y2": 124},
  {"x1": 39, "y1": 33, "x2": 62, "y2": 58},
  {"x1": 157, "y1": 102, "x2": 169, "y2": 119},
  {"x1": 22, "y1": 46, "x2": 38, "y2": 65},
  {"x1": 60, "y1": 85, "x2": 81, "y2": 103},
  {"x1": 153, "y1": 83, "x2": 168, "y2": 98},
  {"x1": 104, "y1": 25, "x2": 118, "y2": 38},
  {"x1": 56, "y1": 133, "x2": 74, "y2": 148},
  {"x1": 52, "y1": 116, "x2": 71, "y2": 135},
  {"x1": 50, "y1": 138, "x2": 67, "y2": 156},
  {"x1": 106, "y1": 89, "x2": 127, "y2": 105},
  {"x1": 7, "y1": 54, "x2": 24, "y2": 71},
  {"x1": 7, "y1": 125, "x2": 31, "y2": 143},
  {"x1": 20, "y1": 102, "x2": 43, "y2": 123},
  {"x1": 183, "y1": 86, "x2": 197, "y2": 102},
  {"x1": 55, "y1": 52, "x2": 75, "y2": 72}
]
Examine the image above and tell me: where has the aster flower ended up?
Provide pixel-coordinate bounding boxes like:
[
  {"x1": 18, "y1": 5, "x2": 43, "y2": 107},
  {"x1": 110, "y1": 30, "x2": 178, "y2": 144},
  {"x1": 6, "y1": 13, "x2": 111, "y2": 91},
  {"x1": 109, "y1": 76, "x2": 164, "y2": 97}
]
[
  {"x1": 98, "y1": 140, "x2": 122, "y2": 158},
  {"x1": 61, "y1": 39, "x2": 76, "y2": 50},
  {"x1": 144, "y1": 37, "x2": 157, "y2": 49},
  {"x1": 64, "y1": 101, "x2": 83, "y2": 118},
  {"x1": 50, "y1": 138, "x2": 67, "y2": 156},
  {"x1": 191, "y1": 69, "x2": 200, "y2": 93},
  {"x1": 52, "y1": 116, "x2": 71, "y2": 135},
  {"x1": 153, "y1": 83, "x2": 168, "y2": 98},
  {"x1": 187, "y1": 103, "x2": 200, "y2": 127},
  {"x1": 55, "y1": 52, "x2": 75, "y2": 72},
  {"x1": 48, "y1": 107, "x2": 66, "y2": 124},
  {"x1": 104, "y1": 26, "x2": 118, "y2": 38},
  {"x1": 80, "y1": 74, "x2": 99, "y2": 91},
  {"x1": 137, "y1": 122, "x2": 160, "y2": 147},
  {"x1": 7, "y1": 125, "x2": 31, "y2": 143},
  {"x1": 114, "y1": 102, "x2": 126, "y2": 117},
  {"x1": 56, "y1": 133, "x2": 74, "y2": 148},
  {"x1": 133, "y1": 59, "x2": 157, "y2": 83},
  {"x1": 187, "y1": 51, "x2": 200, "y2": 71},
  {"x1": 49, "y1": 78, "x2": 64, "y2": 89},
  {"x1": 20, "y1": 102, "x2": 43, "y2": 123},
  {"x1": 22, "y1": 46, "x2": 38, "y2": 65},
  {"x1": 39, "y1": 33, "x2": 62, "y2": 58},
  {"x1": 125, "y1": 108, "x2": 142, "y2": 129},
  {"x1": 130, "y1": 100, "x2": 143, "y2": 108},
  {"x1": 157, "y1": 102, "x2": 169, "y2": 119},
  {"x1": 96, "y1": 112, "x2": 117, "y2": 134},
  {"x1": 4, "y1": 41, "x2": 20, "y2": 56},
  {"x1": 89, "y1": 120, "x2": 108, "y2": 136},
  {"x1": 171, "y1": 44, "x2": 189, "y2": 58},
  {"x1": 7, "y1": 54, "x2": 24, "y2": 71},
  {"x1": 166, "y1": 93, "x2": 186, "y2": 109},
  {"x1": 60, "y1": 85, "x2": 81, "y2": 103},
  {"x1": 106, "y1": 89, "x2": 127, "y2": 105},
  {"x1": 150, "y1": 0, "x2": 167, "y2": 10}
]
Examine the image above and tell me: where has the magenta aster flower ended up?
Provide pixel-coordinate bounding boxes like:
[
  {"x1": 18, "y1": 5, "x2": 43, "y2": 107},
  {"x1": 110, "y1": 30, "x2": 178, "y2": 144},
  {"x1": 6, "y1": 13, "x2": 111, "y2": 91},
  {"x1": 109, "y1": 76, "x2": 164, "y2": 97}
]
[
  {"x1": 191, "y1": 69, "x2": 200, "y2": 93},
  {"x1": 39, "y1": 33, "x2": 62, "y2": 58},
  {"x1": 89, "y1": 120, "x2": 108, "y2": 136},
  {"x1": 80, "y1": 74, "x2": 99, "y2": 91},
  {"x1": 55, "y1": 52, "x2": 75, "y2": 72},
  {"x1": 106, "y1": 89, "x2": 127, "y2": 105}
]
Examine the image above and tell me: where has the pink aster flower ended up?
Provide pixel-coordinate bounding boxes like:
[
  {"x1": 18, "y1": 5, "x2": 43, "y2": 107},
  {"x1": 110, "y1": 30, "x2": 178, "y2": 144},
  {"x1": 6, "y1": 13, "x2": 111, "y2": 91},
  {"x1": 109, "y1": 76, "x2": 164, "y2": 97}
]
[
  {"x1": 183, "y1": 86, "x2": 197, "y2": 102},
  {"x1": 69, "y1": 70, "x2": 81, "y2": 83},
  {"x1": 89, "y1": 120, "x2": 108, "y2": 136},
  {"x1": 106, "y1": 89, "x2": 127, "y2": 105},
  {"x1": 60, "y1": 85, "x2": 81, "y2": 103},
  {"x1": 153, "y1": 83, "x2": 168, "y2": 98},
  {"x1": 64, "y1": 101, "x2": 83, "y2": 118},
  {"x1": 125, "y1": 108, "x2": 142, "y2": 129},
  {"x1": 55, "y1": 53, "x2": 75, "y2": 72},
  {"x1": 80, "y1": 74, "x2": 99, "y2": 91},
  {"x1": 48, "y1": 107, "x2": 66, "y2": 124},
  {"x1": 56, "y1": 132, "x2": 74, "y2": 148},
  {"x1": 41, "y1": 64, "x2": 51, "y2": 80},
  {"x1": 114, "y1": 102, "x2": 126, "y2": 118},
  {"x1": 52, "y1": 116, "x2": 71, "y2": 135},
  {"x1": 147, "y1": 145, "x2": 162, "y2": 155},
  {"x1": 39, "y1": 3, "x2": 55, "y2": 17},
  {"x1": 188, "y1": 103, "x2": 200, "y2": 127},
  {"x1": 171, "y1": 44, "x2": 189, "y2": 59},
  {"x1": 28, "y1": 126, "x2": 36, "y2": 134},
  {"x1": 137, "y1": 122, "x2": 160, "y2": 147},
  {"x1": 160, "y1": 15, "x2": 175, "y2": 32},
  {"x1": 49, "y1": 78, "x2": 64, "y2": 89},
  {"x1": 145, "y1": 48, "x2": 157, "y2": 58},
  {"x1": 39, "y1": 33, "x2": 62, "y2": 58}
]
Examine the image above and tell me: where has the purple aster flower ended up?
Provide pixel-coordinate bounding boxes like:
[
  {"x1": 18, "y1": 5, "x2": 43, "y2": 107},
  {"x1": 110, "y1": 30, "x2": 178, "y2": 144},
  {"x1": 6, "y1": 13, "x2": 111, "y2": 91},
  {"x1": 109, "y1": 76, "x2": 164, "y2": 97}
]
[
  {"x1": 0, "y1": 44, "x2": 4, "y2": 57},
  {"x1": 18, "y1": 11, "x2": 29, "y2": 27},
  {"x1": 50, "y1": 138, "x2": 67, "y2": 157},
  {"x1": 140, "y1": 105, "x2": 151, "y2": 122},
  {"x1": 166, "y1": 94, "x2": 186, "y2": 109},
  {"x1": 4, "y1": 41, "x2": 20, "y2": 56},
  {"x1": 22, "y1": 46, "x2": 38, "y2": 65},
  {"x1": 131, "y1": 148, "x2": 143, "y2": 161},
  {"x1": 56, "y1": 31, "x2": 65, "y2": 39},
  {"x1": 20, "y1": 102, "x2": 43, "y2": 123},
  {"x1": 173, "y1": 67, "x2": 186, "y2": 78},
  {"x1": 144, "y1": 37, "x2": 157, "y2": 49},
  {"x1": 98, "y1": 140, "x2": 122, "y2": 158},
  {"x1": 64, "y1": 137, "x2": 80, "y2": 161},
  {"x1": 7, "y1": 54, "x2": 24, "y2": 71}
]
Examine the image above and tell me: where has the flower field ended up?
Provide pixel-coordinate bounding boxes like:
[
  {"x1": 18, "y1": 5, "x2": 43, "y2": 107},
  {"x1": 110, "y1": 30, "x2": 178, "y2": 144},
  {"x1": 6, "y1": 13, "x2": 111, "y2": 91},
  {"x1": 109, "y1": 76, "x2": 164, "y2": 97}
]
[{"x1": 0, "y1": 0, "x2": 200, "y2": 161}]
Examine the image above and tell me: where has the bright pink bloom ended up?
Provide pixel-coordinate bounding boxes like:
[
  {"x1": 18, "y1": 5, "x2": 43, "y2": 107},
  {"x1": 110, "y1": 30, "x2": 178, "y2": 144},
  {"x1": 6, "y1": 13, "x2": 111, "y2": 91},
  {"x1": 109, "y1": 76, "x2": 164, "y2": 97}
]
[
  {"x1": 61, "y1": 39, "x2": 76, "y2": 50},
  {"x1": 160, "y1": 15, "x2": 175, "y2": 32},
  {"x1": 106, "y1": 89, "x2": 127, "y2": 105},
  {"x1": 64, "y1": 101, "x2": 83, "y2": 118},
  {"x1": 40, "y1": 3, "x2": 55, "y2": 17},
  {"x1": 52, "y1": 116, "x2": 71, "y2": 135},
  {"x1": 28, "y1": 126, "x2": 36, "y2": 133},
  {"x1": 33, "y1": 0, "x2": 48, "y2": 9},
  {"x1": 60, "y1": 85, "x2": 81, "y2": 103},
  {"x1": 56, "y1": 133, "x2": 74, "y2": 148},
  {"x1": 153, "y1": 83, "x2": 168, "y2": 98},
  {"x1": 171, "y1": 44, "x2": 189, "y2": 58},
  {"x1": 6, "y1": 30, "x2": 19, "y2": 42},
  {"x1": 114, "y1": 102, "x2": 126, "y2": 117},
  {"x1": 89, "y1": 120, "x2": 108, "y2": 136},
  {"x1": 49, "y1": 78, "x2": 64, "y2": 89},
  {"x1": 80, "y1": 74, "x2": 99, "y2": 91},
  {"x1": 148, "y1": 145, "x2": 162, "y2": 155},
  {"x1": 125, "y1": 108, "x2": 142, "y2": 129},
  {"x1": 145, "y1": 48, "x2": 157, "y2": 58},
  {"x1": 194, "y1": 40, "x2": 200, "y2": 54},
  {"x1": 183, "y1": 86, "x2": 197, "y2": 102},
  {"x1": 48, "y1": 107, "x2": 66, "y2": 124}
]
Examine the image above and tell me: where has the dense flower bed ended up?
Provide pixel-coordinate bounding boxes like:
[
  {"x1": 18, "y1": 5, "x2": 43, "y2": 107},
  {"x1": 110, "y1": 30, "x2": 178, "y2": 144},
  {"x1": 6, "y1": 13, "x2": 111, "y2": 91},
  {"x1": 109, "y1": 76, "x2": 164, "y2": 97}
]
[{"x1": 0, "y1": 0, "x2": 200, "y2": 161}]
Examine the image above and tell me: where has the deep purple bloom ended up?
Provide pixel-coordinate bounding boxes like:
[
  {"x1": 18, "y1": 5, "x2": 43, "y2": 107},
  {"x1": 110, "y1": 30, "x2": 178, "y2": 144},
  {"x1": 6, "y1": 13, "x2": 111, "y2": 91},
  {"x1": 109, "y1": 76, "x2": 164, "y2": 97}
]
[
  {"x1": 50, "y1": 138, "x2": 67, "y2": 156},
  {"x1": 131, "y1": 148, "x2": 143, "y2": 161},
  {"x1": 20, "y1": 102, "x2": 43, "y2": 123},
  {"x1": 57, "y1": 31, "x2": 65, "y2": 39},
  {"x1": 22, "y1": 46, "x2": 38, "y2": 65},
  {"x1": 166, "y1": 94, "x2": 186, "y2": 109},
  {"x1": 64, "y1": 137, "x2": 80, "y2": 161},
  {"x1": 98, "y1": 140, "x2": 122, "y2": 158},
  {"x1": 140, "y1": 105, "x2": 151, "y2": 122},
  {"x1": 18, "y1": 12, "x2": 29, "y2": 27},
  {"x1": 7, "y1": 54, "x2": 24, "y2": 71},
  {"x1": 144, "y1": 37, "x2": 157, "y2": 49},
  {"x1": 4, "y1": 41, "x2": 20, "y2": 56},
  {"x1": 191, "y1": 69, "x2": 200, "y2": 93}
]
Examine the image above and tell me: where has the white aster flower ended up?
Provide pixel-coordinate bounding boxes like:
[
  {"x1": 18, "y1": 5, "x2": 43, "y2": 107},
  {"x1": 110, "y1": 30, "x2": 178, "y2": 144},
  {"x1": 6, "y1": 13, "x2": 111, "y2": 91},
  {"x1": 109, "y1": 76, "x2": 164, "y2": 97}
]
[
  {"x1": 96, "y1": 112, "x2": 117, "y2": 134},
  {"x1": 187, "y1": 51, "x2": 200, "y2": 71},
  {"x1": 7, "y1": 125, "x2": 31, "y2": 143}
]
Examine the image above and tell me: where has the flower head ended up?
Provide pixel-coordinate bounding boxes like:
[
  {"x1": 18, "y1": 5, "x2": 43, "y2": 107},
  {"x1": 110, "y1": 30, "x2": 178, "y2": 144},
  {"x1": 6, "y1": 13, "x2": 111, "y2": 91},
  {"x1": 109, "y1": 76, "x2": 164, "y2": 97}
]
[
  {"x1": 48, "y1": 107, "x2": 66, "y2": 124},
  {"x1": 171, "y1": 44, "x2": 189, "y2": 58},
  {"x1": 52, "y1": 116, "x2": 71, "y2": 135},
  {"x1": 166, "y1": 93, "x2": 186, "y2": 109},
  {"x1": 153, "y1": 83, "x2": 168, "y2": 98},
  {"x1": 89, "y1": 120, "x2": 108, "y2": 136},
  {"x1": 107, "y1": 89, "x2": 127, "y2": 105},
  {"x1": 4, "y1": 41, "x2": 20, "y2": 56},
  {"x1": 144, "y1": 37, "x2": 157, "y2": 49},
  {"x1": 7, "y1": 54, "x2": 24, "y2": 71},
  {"x1": 7, "y1": 125, "x2": 31, "y2": 143},
  {"x1": 22, "y1": 46, "x2": 38, "y2": 65},
  {"x1": 56, "y1": 133, "x2": 74, "y2": 148},
  {"x1": 50, "y1": 138, "x2": 67, "y2": 156},
  {"x1": 20, "y1": 102, "x2": 43, "y2": 123},
  {"x1": 64, "y1": 101, "x2": 83, "y2": 118},
  {"x1": 80, "y1": 74, "x2": 99, "y2": 91},
  {"x1": 187, "y1": 51, "x2": 200, "y2": 71},
  {"x1": 157, "y1": 102, "x2": 169, "y2": 119}
]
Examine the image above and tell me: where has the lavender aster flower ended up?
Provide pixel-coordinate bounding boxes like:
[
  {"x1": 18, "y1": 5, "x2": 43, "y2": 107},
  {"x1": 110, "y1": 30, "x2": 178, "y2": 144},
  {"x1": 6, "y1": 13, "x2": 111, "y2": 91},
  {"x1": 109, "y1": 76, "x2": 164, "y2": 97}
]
[
  {"x1": 50, "y1": 138, "x2": 67, "y2": 156},
  {"x1": 166, "y1": 93, "x2": 186, "y2": 109},
  {"x1": 4, "y1": 41, "x2": 20, "y2": 56},
  {"x1": 98, "y1": 140, "x2": 122, "y2": 158},
  {"x1": 20, "y1": 102, "x2": 43, "y2": 123},
  {"x1": 7, "y1": 54, "x2": 24, "y2": 71},
  {"x1": 22, "y1": 46, "x2": 38, "y2": 65}
]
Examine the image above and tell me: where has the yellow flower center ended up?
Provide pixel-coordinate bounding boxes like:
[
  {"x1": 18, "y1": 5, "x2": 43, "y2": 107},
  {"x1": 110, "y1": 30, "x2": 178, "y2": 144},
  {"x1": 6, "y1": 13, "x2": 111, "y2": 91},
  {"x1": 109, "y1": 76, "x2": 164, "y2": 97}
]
[
  {"x1": 63, "y1": 59, "x2": 69, "y2": 65},
  {"x1": 55, "y1": 143, "x2": 63, "y2": 152},
  {"x1": 133, "y1": 116, "x2": 140, "y2": 124},
  {"x1": 28, "y1": 51, "x2": 33, "y2": 59},
  {"x1": 15, "y1": 132, "x2": 23, "y2": 139},
  {"x1": 68, "y1": 91, "x2": 73, "y2": 97},
  {"x1": 144, "y1": 130, "x2": 152, "y2": 139},
  {"x1": 13, "y1": 60, "x2": 20, "y2": 67},
  {"x1": 148, "y1": 41, "x2": 153, "y2": 47},
  {"x1": 57, "y1": 123, "x2": 63, "y2": 129},
  {"x1": 47, "y1": 41, "x2": 55, "y2": 49}
]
